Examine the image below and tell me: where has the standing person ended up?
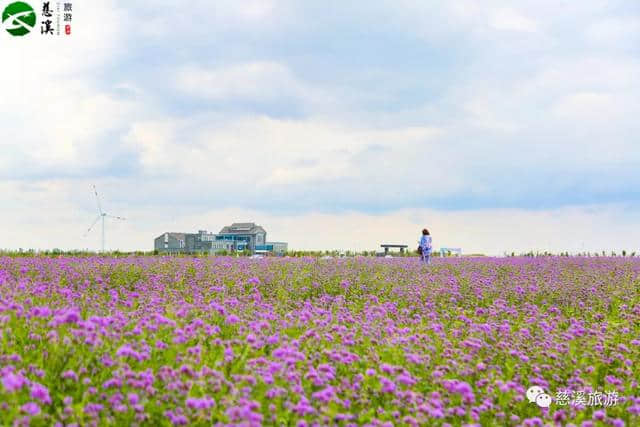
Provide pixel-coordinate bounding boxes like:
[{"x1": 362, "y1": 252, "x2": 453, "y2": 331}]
[{"x1": 419, "y1": 228, "x2": 432, "y2": 264}]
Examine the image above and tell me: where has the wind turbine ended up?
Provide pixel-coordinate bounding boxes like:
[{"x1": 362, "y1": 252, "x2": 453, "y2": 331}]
[{"x1": 84, "y1": 185, "x2": 125, "y2": 252}]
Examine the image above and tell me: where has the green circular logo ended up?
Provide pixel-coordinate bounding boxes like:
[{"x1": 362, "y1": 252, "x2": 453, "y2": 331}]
[{"x1": 2, "y1": 2, "x2": 36, "y2": 36}]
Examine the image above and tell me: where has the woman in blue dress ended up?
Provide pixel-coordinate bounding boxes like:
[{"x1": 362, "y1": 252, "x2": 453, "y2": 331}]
[{"x1": 419, "y1": 228, "x2": 432, "y2": 264}]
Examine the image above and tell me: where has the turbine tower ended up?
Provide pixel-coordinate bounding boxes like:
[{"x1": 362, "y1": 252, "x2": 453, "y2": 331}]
[{"x1": 84, "y1": 185, "x2": 125, "y2": 252}]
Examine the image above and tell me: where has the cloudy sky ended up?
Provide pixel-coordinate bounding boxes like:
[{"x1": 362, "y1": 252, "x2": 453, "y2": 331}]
[{"x1": 1, "y1": 0, "x2": 639, "y2": 254}]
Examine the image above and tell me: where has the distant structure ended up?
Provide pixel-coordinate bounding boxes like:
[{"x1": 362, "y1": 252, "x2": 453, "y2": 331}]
[
  {"x1": 379, "y1": 244, "x2": 408, "y2": 256},
  {"x1": 439, "y1": 247, "x2": 462, "y2": 257},
  {"x1": 154, "y1": 222, "x2": 287, "y2": 255},
  {"x1": 84, "y1": 185, "x2": 125, "y2": 252}
]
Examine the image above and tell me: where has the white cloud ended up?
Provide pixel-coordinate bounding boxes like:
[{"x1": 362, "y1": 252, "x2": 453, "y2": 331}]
[
  {"x1": 522, "y1": 57, "x2": 639, "y2": 95},
  {"x1": 132, "y1": 0, "x2": 290, "y2": 39},
  {"x1": 386, "y1": 1, "x2": 544, "y2": 41},
  {"x1": 488, "y1": 8, "x2": 538, "y2": 32},
  {"x1": 235, "y1": 0, "x2": 277, "y2": 22},
  {"x1": 0, "y1": 79, "x2": 137, "y2": 174},
  {"x1": 551, "y1": 91, "x2": 616, "y2": 120},
  {"x1": 173, "y1": 61, "x2": 342, "y2": 115},
  {"x1": 585, "y1": 17, "x2": 640, "y2": 48},
  {"x1": 462, "y1": 97, "x2": 519, "y2": 133},
  {"x1": 175, "y1": 62, "x2": 318, "y2": 103},
  {"x1": 124, "y1": 119, "x2": 183, "y2": 171},
  {"x1": 125, "y1": 115, "x2": 446, "y2": 188}
]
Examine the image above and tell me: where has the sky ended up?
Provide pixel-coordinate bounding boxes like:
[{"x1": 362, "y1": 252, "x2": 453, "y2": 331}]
[{"x1": 1, "y1": 0, "x2": 639, "y2": 255}]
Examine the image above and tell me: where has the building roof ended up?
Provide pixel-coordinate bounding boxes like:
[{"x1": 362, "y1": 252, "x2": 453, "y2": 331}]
[
  {"x1": 156, "y1": 232, "x2": 187, "y2": 241},
  {"x1": 219, "y1": 222, "x2": 266, "y2": 235}
]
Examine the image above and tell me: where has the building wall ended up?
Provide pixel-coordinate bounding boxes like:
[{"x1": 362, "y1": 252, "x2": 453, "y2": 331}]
[
  {"x1": 268, "y1": 242, "x2": 288, "y2": 254},
  {"x1": 155, "y1": 226, "x2": 285, "y2": 255},
  {"x1": 209, "y1": 241, "x2": 234, "y2": 253},
  {"x1": 153, "y1": 236, "x2": 163, "y2": 251},
  {"x1": 154, "y1": 233, "x2": 185, "y2": 252},
  {"x1": 186, "y1": 232, "x2": 222, "y2": 253},
  {"x1": 216, "y1": 233, "x2": 255, "y2": 251}
]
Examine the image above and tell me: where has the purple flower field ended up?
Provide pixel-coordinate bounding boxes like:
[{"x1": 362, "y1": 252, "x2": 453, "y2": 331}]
[{"x1": 0, "y1": 256, "x2": 639, "y2": 426}]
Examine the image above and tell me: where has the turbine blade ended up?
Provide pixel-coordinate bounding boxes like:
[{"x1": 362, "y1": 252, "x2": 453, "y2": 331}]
[
  {"x1": 106, "y1": 214, "x2": 126, "y2": 220},
  {"x1": 92, "y1": 184, "x2": 103, "y2": 214},
  {"x1": 83, "y1": 215, "x2": 101, "y2": 236}
]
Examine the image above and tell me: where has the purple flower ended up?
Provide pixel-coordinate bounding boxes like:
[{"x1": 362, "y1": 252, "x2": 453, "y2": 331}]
[
  {"x1": 592, "y1": 410, "x2": 606, "y2": 421},
  {"x1": 62, "y1": 308, "x2": 81, "y2": 323},
  {"x1": 2, "y1": 372, "x2": 26, "y2": 392},
  {"x1": 165, "y1": 410, "x2": 188, "y2": 425},
  {"x1": 226, "y1": 314, "x2": 240, "y2": 324},
  {"x1": 380, "y1": 376, "x2": 396, "y2": 393},
  {"x1": 21, "y1": 402, "x2": 40, "y2": 415},
  {"x1": 553, "y1": 410, "x2": 566, "y2": 422},
  {"x1": 186, "y1": 397, "x2": 215, "y2": 410},
  {"x1": 61, "y1": 370, "x2": 78, "y2": 381},
  {"x1": 30, "y1": 382, "x2": 51, "y2": 404},
  {"x1": 397, "y1": 373, "x2": 416, "y2": 386},
  {"x1": 311, "y1": 386, "x2": 335, "y2": 403}
]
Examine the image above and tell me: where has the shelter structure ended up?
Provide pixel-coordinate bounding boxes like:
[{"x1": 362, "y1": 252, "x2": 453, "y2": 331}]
[{"x1": 380, "y1": 244, "x2": 408, "y2": 255}]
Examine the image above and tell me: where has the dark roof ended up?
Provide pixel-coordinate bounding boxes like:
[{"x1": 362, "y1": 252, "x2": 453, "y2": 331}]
[
  {"x1": 156, "y1": 232, "x2": 187, "y2": 241},
  {"x1": 231, "y1": 222, "x2": 254, "y2": 227},
  {"x1": 219, "y1": 222, "x2": 266, "y2": 235},
  {"x1": 380, "y1": 244, "x2": 408, "y2": 248}
]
